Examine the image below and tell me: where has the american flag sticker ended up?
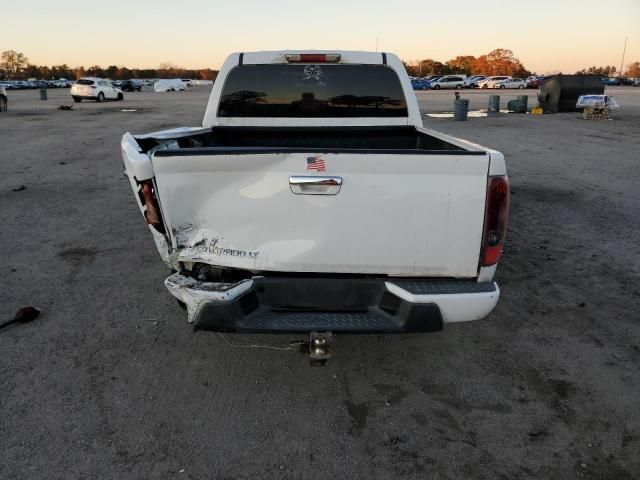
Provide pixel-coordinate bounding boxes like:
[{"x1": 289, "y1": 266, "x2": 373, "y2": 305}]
[{"x1": 306, "y1": 156, "x2": 326, "y2": 172}]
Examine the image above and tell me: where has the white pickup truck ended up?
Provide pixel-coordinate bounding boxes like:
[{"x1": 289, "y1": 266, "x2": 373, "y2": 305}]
[
  {"x1": 0, "y1": 85, "x2": 7, "y2": 112},
  {"x1": 121, "y1": 51, "x2": 509, "y2": 335}
]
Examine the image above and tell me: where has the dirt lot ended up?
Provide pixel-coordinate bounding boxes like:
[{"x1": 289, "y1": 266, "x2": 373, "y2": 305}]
[{"x1": 1, "y1": 86, "x2": 639, "y2": 480}]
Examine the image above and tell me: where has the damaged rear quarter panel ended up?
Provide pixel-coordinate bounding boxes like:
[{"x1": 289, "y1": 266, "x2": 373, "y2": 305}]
[{"x1": 170, "y1": 224, "x2": 260, "y2": 270}]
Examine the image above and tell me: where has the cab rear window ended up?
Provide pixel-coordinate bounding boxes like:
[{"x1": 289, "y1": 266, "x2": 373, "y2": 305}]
[{"x1": 218, "y1": 64, "x2": 408, "y2": 117}]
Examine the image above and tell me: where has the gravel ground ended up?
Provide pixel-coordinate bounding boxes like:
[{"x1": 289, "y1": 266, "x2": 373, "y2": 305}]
[{"x1": 1, "y1": 86, "x2": 639, "y2": 480}]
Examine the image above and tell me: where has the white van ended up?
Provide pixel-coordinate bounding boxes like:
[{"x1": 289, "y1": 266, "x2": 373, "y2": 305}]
[
  {"x1": 154, "y1": 79, "x2": 186, "y2": 93},
  {"x1": 431, "y1": 75, "x2": 467, "y2": 90}
]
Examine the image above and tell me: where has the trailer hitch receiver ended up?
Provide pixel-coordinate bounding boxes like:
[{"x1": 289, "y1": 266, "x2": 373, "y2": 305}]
[{"x1": 308, "y1": 331, "x2": 333, "y2": 365}]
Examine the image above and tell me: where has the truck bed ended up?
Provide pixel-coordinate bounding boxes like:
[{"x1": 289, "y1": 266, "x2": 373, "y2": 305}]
[{"x1": 136, "y1": 126, "x2": 480, "y2": 156}]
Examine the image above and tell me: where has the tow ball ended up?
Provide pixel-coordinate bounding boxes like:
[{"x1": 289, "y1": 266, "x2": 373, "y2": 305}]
[{"x1": 308, "y1": 331, "x2": 333, "y2": 366}]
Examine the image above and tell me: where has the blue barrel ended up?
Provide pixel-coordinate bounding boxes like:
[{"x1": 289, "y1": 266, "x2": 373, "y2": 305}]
[
  {"x1": 488, "y1": 95, "x2": 500, "y2": 116},
  {"x1": 453, "y1": 99, "x2": 469, "y2": 121},
  {"x1": 518, "y1": 95, "x2": 528, "y2": 110}
]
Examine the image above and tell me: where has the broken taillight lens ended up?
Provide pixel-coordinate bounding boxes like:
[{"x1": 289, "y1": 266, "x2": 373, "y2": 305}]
[
  {"x1": 139, "y1": 179, "x2": 165, "y2": 234},
  {"x1": 481, "y1": 175, "x2": 510, "y2": 266}
]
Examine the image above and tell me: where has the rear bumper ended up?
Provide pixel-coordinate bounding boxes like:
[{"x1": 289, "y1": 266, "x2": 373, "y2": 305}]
[{"x1": 165, "y1": 274, "x2": 500, "y2": 333}]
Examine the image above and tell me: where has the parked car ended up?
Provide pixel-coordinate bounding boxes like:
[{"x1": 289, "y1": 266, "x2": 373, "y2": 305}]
[
  {"x1": 477, "y1": 76, "x2": 510, "y2": 89},
  {"x1": 119, "y1": 80, "x2": 142, "y2": 92},
  {"x1": 464, "y1": 75, "x2": 486, "y2": 88},
  {"x1": 602, "y1": 77, "x2": 621, "y2": 86},
  {"x1": 526, "y1": 76, "x2": 545, "y2": 88},
  {"x1": 411, "y1": 79, "x2": 432, "y2": 90},
  {"x1": 121, "y1": 50, "x2": 509, "y2": 341},
  {"x1": 425, "y1": 75, "x2": 442, "y2": 82},
  {"x1": 431, "y1": 75, "x2": 466, "y2": 89},
  {"x1": 633, "y1": 78, "x2": 640, "y2": 87},
  {"x1": 0, "y1": 85, "x2": 7, "y2": 112},
  {"x1": 494, "y1": 78, "x2": 527, "y2": 89},
  {"x1": 70, "y1": 77, "x2": 123, "y2": 102}
]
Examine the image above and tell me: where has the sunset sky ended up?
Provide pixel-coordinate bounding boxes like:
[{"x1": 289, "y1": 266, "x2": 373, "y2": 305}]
[{"x1": 3, "y1": 0, "x2": 639, "y2": 74}]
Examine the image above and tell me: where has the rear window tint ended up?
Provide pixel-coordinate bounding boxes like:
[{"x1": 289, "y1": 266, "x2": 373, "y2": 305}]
[
  {"x1": 77, "y1": 79, "x2": 95, "y2": 85},
  {"x1": 218, "y1": 64, "x2": 408, "y2": 117}
]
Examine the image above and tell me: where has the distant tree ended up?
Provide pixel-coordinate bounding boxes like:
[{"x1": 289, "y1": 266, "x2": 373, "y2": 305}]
[
  {"x1": 116, "y1": 67, "x2": 133, "y2": 79},
  {"x1": 404, "y1": 61, "x2": 422, "y2": 77},
  {"x1": 22, "y1": 64, "x2": 41, "y2": 79},
  {"x1": 51, "y1": 64, "x2": 73, "y2": 79},
  {"x1": 158, "y1": 62, "x2": 179, "y2": 78},
  {"x1": 624, "y1": 61, "x2": 640, "y2": 78},
  {"x1": 136, "y1": 68, "x2": 158, "y2": 78},
  {"x1": 575, "y1": 65, "x2": 617, "y2": 76},
  {"x1": 446, "y1": 55, "x2": 476, "y2": 75},
  {"x1": 86, "y1": 65, "x2": 105, "y2": 77},
  {"x1": 199, "y1": 69, "x2": 217, "y2": 81},
  {"x1": 39, "y1": 66, "x2": 52, "y2": 79},
  {"x1": 1, "y1": 50, "x2": 29, "y2": 78},
  {"x1": 473, "y1": 49, "x2": 530, "y2": 77},
  {"x1": 104, "y1": 65, "x2": 119, "y2": 79},
  {"x1": 415, "y1": 59, "x2": 448, "y2": 76}
]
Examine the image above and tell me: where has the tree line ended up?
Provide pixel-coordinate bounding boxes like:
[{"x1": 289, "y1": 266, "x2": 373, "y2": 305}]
[
  {"x1": 2, "y1": 49, "x2": 639, "y2": 81},
  {"x1": 0, "y1": 51, "x2": 218, "y2": 81},
  {"x1": 404, "y1": 49, "x2": 640, "y2": 79},
  {"x1": 575, "y1": 64, "x2": 640, "y2": 77},
  {"x1": 405, "y1": 49, "x2": 533, "y2": 77}
]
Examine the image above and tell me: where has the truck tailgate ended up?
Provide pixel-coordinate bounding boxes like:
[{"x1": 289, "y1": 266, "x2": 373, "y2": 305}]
[{"x1": 151, "y1": 151, "x2": 489, "y2": 277}]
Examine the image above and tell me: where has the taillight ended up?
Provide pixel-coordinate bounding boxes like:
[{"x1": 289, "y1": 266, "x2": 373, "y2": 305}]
[
  {"x1": 285, "y1": 53, "x2": 341, "y2": 63},
  {"x1": 481, "y1": 175, "x2": 510, "y2": 266},
  {"x1": 139, "y1": 179, "x2": 165, "y2": 234},
  {"x1": 90, "y1": 85, "x2": 96, "y2": 89}
]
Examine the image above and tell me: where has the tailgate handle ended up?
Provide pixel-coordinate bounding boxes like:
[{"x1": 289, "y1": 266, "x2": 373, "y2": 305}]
[{"x1": 289, "y1": 176, "x2": 342, "y2": 195}]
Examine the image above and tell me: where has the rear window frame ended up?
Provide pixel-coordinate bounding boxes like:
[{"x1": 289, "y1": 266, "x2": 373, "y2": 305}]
[{"x1": 217, "y1": 63, "x2": 409, "y2": 118}]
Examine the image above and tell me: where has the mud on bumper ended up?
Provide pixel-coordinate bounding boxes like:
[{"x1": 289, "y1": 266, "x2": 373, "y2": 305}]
[{"x1": 165, "y1": 273, "x2": 499, "y2": 333}]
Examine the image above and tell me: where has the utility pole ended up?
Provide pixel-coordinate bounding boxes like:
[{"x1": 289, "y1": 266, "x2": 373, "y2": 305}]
[
  {"x1": 375, "y1": 36, "x2": 379, "y2": 52},
  {"x1": 619, "y1": 36, "x2": 627, "y2": 78}
]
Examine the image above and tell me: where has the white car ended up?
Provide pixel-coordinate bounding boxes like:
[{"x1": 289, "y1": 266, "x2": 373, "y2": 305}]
[
  {"x1": 121, "y1": 50, "x2": 509, "y2": 342},
  {"x1": 494, "y1": 78, "x2": 527, "y2": 89},
  {"x1": 477, "y1": 76, "x2": 510, "y2": 89},
  {"x1": 0, "y1": 85, "x2": 7, "y2": 112},
  {"x1": 431, "y1": 75, "x2": 466, "y2": 89},
  {"x1": 464, "y1": 75, "x2": 486, "y2": 88},
  {"x1": 71, "y1": 77, "x2": 123, "y2": 102}
]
